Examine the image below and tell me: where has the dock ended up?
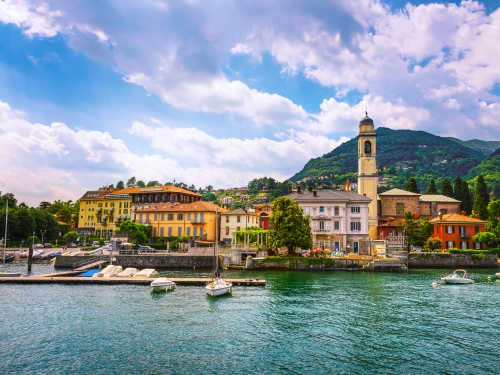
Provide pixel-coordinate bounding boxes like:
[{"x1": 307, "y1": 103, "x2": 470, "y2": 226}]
[{"x1": 0, "y1": 275, "x2": 266, "y2": 287}]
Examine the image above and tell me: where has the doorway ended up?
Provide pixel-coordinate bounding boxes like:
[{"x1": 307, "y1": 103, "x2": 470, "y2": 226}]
[{"x1": 353, "y1": 241, "x2": 359, "y2": 254}]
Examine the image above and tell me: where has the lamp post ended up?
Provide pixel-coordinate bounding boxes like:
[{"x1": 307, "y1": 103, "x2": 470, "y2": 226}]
[{"x1": 40, "y1": 229, "x2": 46, "y2": 247}]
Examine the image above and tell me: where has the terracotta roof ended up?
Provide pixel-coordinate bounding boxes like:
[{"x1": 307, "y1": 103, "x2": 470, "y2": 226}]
[
  {"x1": 111, "y1": 186, "x2": 201, "y2": 196},
  {"x1": 379, "y1": 188, "x2": 420, "y2": 196},
  {"x1": 79, "y1": 189, "x2": 113, "y2": 200},
  {"x1": 429, "y1": 213, "x2": 486, "y2": 224},
  {"x1": 221, "y1": 208, "x2": 259, "y2": 216},
  {"x1": 419, "y1": 194, "x2": 460, "y2": 203},
  {"x1": 288, "y1": 190, "x2": 371, "y2": 202},
  {"x1": 136, "y1": 201, "x2": 227, "y2": 213}
]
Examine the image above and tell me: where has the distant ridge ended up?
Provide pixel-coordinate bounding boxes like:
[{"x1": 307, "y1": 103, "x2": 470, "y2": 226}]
[
  {"x1": 289, "y1": 127, "x2": 495, "y2": 190},
  {"x1": 444, "y1": 137, "x2": 500, "y2": 157}
]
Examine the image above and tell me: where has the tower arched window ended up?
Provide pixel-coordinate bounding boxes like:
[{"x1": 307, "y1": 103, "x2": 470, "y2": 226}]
[{"x1": 364, "y1": 141, "x2": 372, "y2": 155}]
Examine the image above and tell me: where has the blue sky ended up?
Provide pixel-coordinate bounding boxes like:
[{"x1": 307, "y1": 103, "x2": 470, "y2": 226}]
[{"x1": 0, "y1": 0, "x2": 500, "y2": 206}]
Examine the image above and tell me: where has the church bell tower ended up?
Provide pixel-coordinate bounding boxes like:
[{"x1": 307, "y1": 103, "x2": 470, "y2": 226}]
[{"x1": 357, "y1": 111, "x2": 378, "y2": 239}]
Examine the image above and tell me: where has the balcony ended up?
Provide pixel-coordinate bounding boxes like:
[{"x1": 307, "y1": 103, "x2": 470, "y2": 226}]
[
  {"x1": 459, "y1": 233, "x2": 470, "y2": 239},
  {"x1": 190, "y1": 220, "x2": 206, "y2": 225},
  {"x1": 313, "y1": 227, "x2": 333, "y2": 234}
]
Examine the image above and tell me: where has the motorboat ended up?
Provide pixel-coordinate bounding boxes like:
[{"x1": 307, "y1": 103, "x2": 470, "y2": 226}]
[
  {"x1": 32, "y1": 250, "x2": 44, "y2": 259},
  {"x1": 4, "y1": 254, "x2": 15, "y2": 263},
  {"x1": 441, "y1": 269, "x2": 474, "y2": 284},
  {"x1": 150, "y1": 277, "x2": 176, "y2": 292},
  {"x1": 116, "y1": 268, "x2": 138, "y2": 277},
  {"x1": 495, "y1": 272, "x2": 500, "y2": 278},
  {"x1": 206, "y1": 278, "x2": 233, "y2": 297},
  {"x1": 133, "y1": 269, "x2": 159, "y2": 278},
  {"x1": 47, "y1": 251, "x2": 62, "y2": 260},
  {"x1": 92, "y1": 265, "x2": 123, "y2": 278}
]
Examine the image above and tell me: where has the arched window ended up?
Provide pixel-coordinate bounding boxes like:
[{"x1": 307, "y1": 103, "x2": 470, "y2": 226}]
[{"x1": 364, "y1": 141, "x2": 372, "y2": 154}]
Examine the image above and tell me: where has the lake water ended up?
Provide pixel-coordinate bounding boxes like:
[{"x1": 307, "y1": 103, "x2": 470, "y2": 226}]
[{"x1": 1, "y1": 262, "x2": 499, "y2": 374}]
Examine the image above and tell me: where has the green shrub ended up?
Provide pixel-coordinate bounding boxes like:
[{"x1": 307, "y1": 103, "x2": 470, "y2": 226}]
[
  {"x1": 448, "y1": 248, "x2": 499, "y2": 254},
  {"x1": 471, "y1": 253, "x2": 484, "y2": 260},
  {"x1": 323, "y1": 258, "x2": 334, "y2": 268},
  {"x1": 147, "y1": 243, "x2": 167, "y2": 250}
]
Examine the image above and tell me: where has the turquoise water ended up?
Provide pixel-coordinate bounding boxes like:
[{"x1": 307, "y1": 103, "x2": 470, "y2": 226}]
[{"x1": 1, "y1": 263, "x2": 499, "y2": 374}]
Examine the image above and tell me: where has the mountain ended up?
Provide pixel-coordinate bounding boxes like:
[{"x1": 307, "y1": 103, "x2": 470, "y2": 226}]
[
  {"x1": 290, "y1": 127, "x2": 489, "y2": 191},
  {"x1": 444, "y1": 138, "x2": 500, "y2": 157},
  {"x1": 466, "y1": 147, "x2": 500, "y2": 188}
]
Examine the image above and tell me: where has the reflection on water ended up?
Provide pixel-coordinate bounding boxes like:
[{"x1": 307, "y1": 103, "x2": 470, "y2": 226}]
[{"x1": 1, "y1": 266, "x2": 499, "y2": 374}]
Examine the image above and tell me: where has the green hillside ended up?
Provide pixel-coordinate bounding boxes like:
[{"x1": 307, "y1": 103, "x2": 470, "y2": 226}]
[
  {"x1": 466, "y1": 147, "x2": 500, "y2": 187},
  {"x1": 444, "y1": 138, "x2": 500, "y2": 157},
  {"x1": 290, "y1": 127, "x2": 488, "y2": 191}
]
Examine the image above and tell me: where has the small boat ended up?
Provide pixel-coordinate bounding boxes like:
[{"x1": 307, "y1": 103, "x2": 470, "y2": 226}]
[
  {"x1": 47, "y1": 251, "x2": 62, "y2": 260},
  {"x1": 441, "y1": 269, "x2": 474, "y2": 284},
  {"x1": 206, "y1": 278, "x2": 233, "y2": 297},
  {"x1": 133, "y1": 269, "x2": 159, "y2": 278},
  {"x1": 4, "y1": 254, "x2": 15, "y2": 263},
  {"x1": 92, "y1": 265, "x2": 123, "y2": 278},
  {"x1": 32, "y1": 250, "x2": 44, "y2": 259},
  {"x1": 495, "y1": 272, "x2": 500, "y2": 278},
  {"x1": 116, "y1": 268, "x2": 138, "y2": 277},
  {"x1": 150, "y1": 277, "x2": 176, "y2": 292}
]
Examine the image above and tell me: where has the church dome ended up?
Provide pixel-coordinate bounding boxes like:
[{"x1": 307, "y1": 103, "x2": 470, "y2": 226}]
[{"x1": 359, "y1": 112, "x2": 373, "y2": 126}]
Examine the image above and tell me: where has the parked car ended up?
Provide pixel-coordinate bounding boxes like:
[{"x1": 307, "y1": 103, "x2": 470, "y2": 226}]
[
  {"x1": 43, "y1": 243, "x2": 52, "y2": 248},
  {"x1": 139, "y1": 245, "x2": 155, "y2": 253},
  {"x1": 32, "y1": 244, "x2": 44, "y2": 249},
  {"x1": 68, "y1": 243, "x2": 77, "y2": 248}
]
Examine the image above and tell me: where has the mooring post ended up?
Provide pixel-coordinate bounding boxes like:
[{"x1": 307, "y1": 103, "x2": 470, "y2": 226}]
[{"x1": 27, "y1": 243, "x2": 33, "y2": 273}]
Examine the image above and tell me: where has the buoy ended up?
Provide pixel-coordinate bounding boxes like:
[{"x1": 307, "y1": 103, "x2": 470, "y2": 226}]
[
  {"x1": 487, "y1": 276, "x2": 492, "y2": 281},
  {"x1": 432, "y1": 281, "x2": 438, "y2": 287}
]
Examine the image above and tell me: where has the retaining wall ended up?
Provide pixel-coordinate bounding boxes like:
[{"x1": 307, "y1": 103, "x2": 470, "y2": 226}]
[
  {"x1": 408, "y1": 253, "x2": 498, "y2": 268},
  {"x1": 114, "y1": 255, "x2": 213, "y2": 268}
]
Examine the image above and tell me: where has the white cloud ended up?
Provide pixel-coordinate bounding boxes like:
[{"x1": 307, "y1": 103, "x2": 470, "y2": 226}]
[{"x1": 0, "y1": 100, "x2": 347, "y2": 206}]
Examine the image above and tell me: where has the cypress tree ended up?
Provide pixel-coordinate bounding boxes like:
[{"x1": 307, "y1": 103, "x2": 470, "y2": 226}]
[
  {"x1": 461, "y1": 181, "x2": 472, "y2": 215},
  {"x1": 426, "y1": 179, "x2": 438, "y2": 194},
  {"x1": 453, "y1": 176, "x2": 463, "y2": 201},
  {"x1": 472, "y1": 175, "x2": 489, "y2": 219},
  {"x1": 405, "y1": 177, "x2": 419, "y2": 193},
  {"x1": 440, "y1": 179, "x2": 454, "y2": 198}
]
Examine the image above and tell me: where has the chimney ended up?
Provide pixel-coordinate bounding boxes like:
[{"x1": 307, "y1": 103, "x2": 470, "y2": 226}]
[
  {"x1": 346, "y1": 180, "x2": 351, "y2": 191},
  {"x1": 461, "y1": 211, "x2": 466, "y2": 216},
  {"x1": 439, "y1": 212, "x2": 443, "y2": 220},
  {"x1": 297, "y1": 186, "x2": 301, "y2": 194},
  {"x1": 308, "y1": 186, "x2": 313, "y2": 192},
  {"x1": 313, "y1": 190, "x2": 317, "y2": 197}
]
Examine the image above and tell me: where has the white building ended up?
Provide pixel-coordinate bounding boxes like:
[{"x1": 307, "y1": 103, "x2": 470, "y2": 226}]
[
  {"x1": 220, "y1": 208, "x2": 260, "y2": 245},
  {"x1": 288, "y1": 188, "x2": 371, "y2": 254},
  {"x1": 219, "y1": 196, "x2": 234, "y2": 205}
]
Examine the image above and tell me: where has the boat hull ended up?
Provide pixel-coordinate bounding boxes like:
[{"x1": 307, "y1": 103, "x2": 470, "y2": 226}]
[
  {"x1": 150, "y1": 277, "x2": 176, "y2": 292},
  {"x1": 441, "y1": 277, "x2": 474, "y2": 284},
  {"x1": 206, "y1": 280, "x2": 233, "y2": 297},
  {"x1": 0, "y1": 272, "x2": 22, "y2": 277}
]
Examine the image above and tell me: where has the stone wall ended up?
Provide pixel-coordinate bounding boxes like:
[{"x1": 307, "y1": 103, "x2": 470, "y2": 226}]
[
  {"x1": 409, "y1": 253, "x2": 498, "y2": 268},
  {"x1": 380, "y1": 196, "x2": 419, "y2": 216},
  {"x1": 419, "y1": 202, "x2": 460, "y2": 216},
  {"x1": 115, "y1": 255, "x2": 213, "y2": 268}
]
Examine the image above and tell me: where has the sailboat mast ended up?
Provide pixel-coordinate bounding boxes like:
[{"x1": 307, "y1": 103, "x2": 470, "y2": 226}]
[{"x1": 2, "y1": 200, "x2": 8, "y2": 271}]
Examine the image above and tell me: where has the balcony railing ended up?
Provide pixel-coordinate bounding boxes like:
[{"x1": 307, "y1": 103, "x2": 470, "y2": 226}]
[
  {"x1": 459, "y1": 233, "x2": 470, "y2": 239},
  {"x1": 190, "y1": 220, "x2": 205, "y2": 225},
  {"x1": 313, "y1": 227, "x2": 332, "y2": 234}
]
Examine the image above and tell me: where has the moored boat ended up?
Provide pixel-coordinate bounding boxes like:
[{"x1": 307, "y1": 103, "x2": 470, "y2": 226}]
[
  {"x1": 92, "y1": 265, "x2": 123, "y2": 278},
  {"x1": 133, "y1": 269, "x2": 158, "y2": 278},
  {"x1": 116, "y1": 268, "x2": 138, "y2": 277},
  {"x1": 441, "y1": 269, "x2": 474, "y2": 284},
  {"x1": 151, "y1": 277, "x2": 176, "y2": 292},
  {"x1": 0, "y1": 200, "x2": 22, "y2": 277},
  {"x1": 206, "y1": 277, "x2": 233, "y2": 297}
]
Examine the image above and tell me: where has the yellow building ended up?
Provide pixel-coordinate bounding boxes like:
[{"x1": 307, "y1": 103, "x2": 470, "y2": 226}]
[
  {"x1": 77, "y1": 188, "x2": 133, "y2": 239},
  {"x1": 135, "y1": 201, "x2": 227, "y2": 242}
]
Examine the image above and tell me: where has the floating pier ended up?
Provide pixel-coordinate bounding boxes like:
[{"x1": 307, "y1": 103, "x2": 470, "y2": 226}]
[{"x1": 0, "y1": 274, "x2": 266, "y2": 287}]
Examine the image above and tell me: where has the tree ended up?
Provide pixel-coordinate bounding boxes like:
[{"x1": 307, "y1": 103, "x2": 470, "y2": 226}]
[
  {"x1": 202, "y1": 193, "x2": 216, "y2": 202},
  {"x1": 453, "y1": 176, "x2": 463, "y2": 201},
  {"x1": 472, "y1": 175, "x2": 489, "y2": 219},
  {"x1": 493, "y1": 184, "x2": 500, "y2": 199},
  {"x1": 405, "y1": 177, "x2": 419, "y2": 193},
  {"x1": 63, "y1": 231, "x2": 79, "y2": 245},
  {"x1": 473, "y1": 232, "x2": 499, "y2": 248},
  {"x1": 146, "y1": 181, "x2": 160, "y2": 187},
  {"x1": 269, "y1": 196, "x2": 312, "y2": 256},
  {"x1": 164, "y1": 182, "x2": 173, "y2": 186},
  {"x1": 56, "y1": 207, "x2": 72, "y2": 224},
  {"x1": 426, "y1": 179, "x2": 438, "y2": 194},
  {"x1": 39, "y1": 201, "x2": 51, "y2": 210},
  {"x1": 205, "y1": 185, "x2": 213, "y2": 192},
  {"x1": 424, "y1": 237, "x2": 443, "y2": 251},
  {"x1": 440, "y1": 179, "x2": 454, "y2": 198},
  {"x1": 398, "y1": 212, "x2": 432, "y2": 249},
  {"x1": 461, "y1": 180, "x2": 473, "y2": 214},
  {"x1": 116, "y1": 181, "x2": 125, "y2": 189},
  {"x1": 26, "y1": 235, "x2": 40, "y2": 245},
  {"x1": 136, "y1": 180, "x2": 146, "y2": 187},
  {"x1": 472, "y1": 199, "x2": 500, "y2": 248},
  {"x1": 126, "y1": 177, "x2": 136, "y2": 188},
  {"x1": 119, "y1": 221, "x2": 151, "y2": 244}
]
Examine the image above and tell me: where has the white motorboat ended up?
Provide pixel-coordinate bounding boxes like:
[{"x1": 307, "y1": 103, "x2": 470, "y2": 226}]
[
  {"x1": 116, "y1": 268, "x2": 138, "y2": 277},
  {"x1": 32, "y1": 250, "x2": 44, "y2": 259},
  {"x1": 495, "y1": 272, "x2": 500, "y2": 278},
  {"x1": 133, "y1": 269, "x2": 159, "y2": 278},
  {"x1": 150, "y1": 277, "x2": 176, "y2": 292},
  {"x1": 206, "y1": 278, "x2": 233, "y2": 297},
  {"x1": 1, "y1": 200, "x2": 22, "y2": 277},
  {"x1": 441, "y1": 269, "x2": 474, "y2": 284},
  {"x1": 92, "y1": 265, "x2": 123, "y2": 278}
]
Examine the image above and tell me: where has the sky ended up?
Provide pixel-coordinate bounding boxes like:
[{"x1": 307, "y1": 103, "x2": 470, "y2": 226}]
[{"x1": 1, "y1": 0, "x2": 500, "y2": 206}]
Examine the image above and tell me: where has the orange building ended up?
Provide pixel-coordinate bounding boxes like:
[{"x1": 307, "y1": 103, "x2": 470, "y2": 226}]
[
  {"x1": 430, "y1": 212, "x2": 487, "y2": 250},
  {"x1": 254, "y1": 203, "x2": 272, "y2": 229}
]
